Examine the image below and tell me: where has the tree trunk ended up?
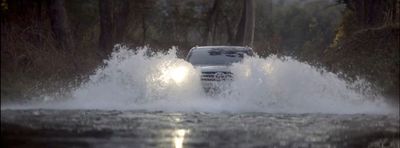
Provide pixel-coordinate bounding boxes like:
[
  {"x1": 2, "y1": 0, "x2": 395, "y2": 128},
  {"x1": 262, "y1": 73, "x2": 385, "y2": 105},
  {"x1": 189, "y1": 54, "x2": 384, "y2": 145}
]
[
  {"x1": 142, "y1": 13, "x2": 147, "y2": 44},
  {"x1": 99, "y1": 0, "x2": 114, "y2": 54},
  {"x1": 211, "y1": 12, "x2": 219, "y2": 45},
  {"x1": 223, "y1": 15, "x2": 234, "y2": 44},
  {"x1": 203, "y1": 0, "x2": 220, "y2": 45},
  {"x1": 234, "y1": 0, "x2": 255, "y2": 47},
  {"x1": 47, "y1": 0, "x2": 74, "y2": 50},
  {"x1": 139, "y1": 0, "x2": 148, "y2": 45},
  {"x1": 114, "y1": 0, "x2": 130, "y2": 43}
]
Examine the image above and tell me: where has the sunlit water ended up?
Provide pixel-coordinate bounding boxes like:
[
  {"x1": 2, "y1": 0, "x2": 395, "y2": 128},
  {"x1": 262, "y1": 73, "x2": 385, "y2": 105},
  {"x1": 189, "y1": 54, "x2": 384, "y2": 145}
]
[{"x1": 2, "y1": 46, "x2": 396, "y2": 114}]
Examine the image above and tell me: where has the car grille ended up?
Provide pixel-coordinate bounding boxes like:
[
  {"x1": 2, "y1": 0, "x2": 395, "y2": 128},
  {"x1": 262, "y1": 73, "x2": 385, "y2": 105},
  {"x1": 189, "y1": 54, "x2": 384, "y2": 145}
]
[{"x1": 201, "y1": 71, "x2": 233, "y2": 81}]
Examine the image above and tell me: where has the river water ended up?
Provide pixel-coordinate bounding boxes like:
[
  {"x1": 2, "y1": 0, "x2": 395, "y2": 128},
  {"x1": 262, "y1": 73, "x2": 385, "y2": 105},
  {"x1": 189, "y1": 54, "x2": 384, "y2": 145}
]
[
  {"x1": 3, "y1": 46, "x2": 395, "y2": 114},
  {"x1": 1, "y1": 46, "x2": 399, "y2": 147},
  {"x1": 1, "y1": 110, "x2": 399, "y2": 148}
]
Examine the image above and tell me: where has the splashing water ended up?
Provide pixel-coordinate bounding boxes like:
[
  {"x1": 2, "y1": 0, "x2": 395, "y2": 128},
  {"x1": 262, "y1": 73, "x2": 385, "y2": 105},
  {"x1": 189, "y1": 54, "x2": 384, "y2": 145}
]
[{"x1": 4, "y1": 46, "x2": 395, "y2": 114}]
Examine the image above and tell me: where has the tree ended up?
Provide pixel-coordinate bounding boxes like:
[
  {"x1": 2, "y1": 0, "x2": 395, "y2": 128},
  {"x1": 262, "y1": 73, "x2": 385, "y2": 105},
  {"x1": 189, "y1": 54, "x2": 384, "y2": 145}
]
[
  {"x1": 234, "y1": 0, "x2": 255, "y2": 47},
  {"x1": 99, "y1": 0, "x2": 114, "y2": 54},
  {"x1": 48, "y1": 0, "x2": 74, "y2": 50},
  {"x1": 114, "y1": 0, "x2": 131, "y2": 42},
  {"x1": 203, "y1": 0, "x2": 220, "y2": 45}
]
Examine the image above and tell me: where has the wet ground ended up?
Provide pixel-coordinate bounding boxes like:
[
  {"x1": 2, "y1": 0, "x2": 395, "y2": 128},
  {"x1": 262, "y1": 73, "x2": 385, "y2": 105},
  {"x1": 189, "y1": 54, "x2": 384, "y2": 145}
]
[{"x1": 1, "y1": 110, "x2": 399, "y2": 148}]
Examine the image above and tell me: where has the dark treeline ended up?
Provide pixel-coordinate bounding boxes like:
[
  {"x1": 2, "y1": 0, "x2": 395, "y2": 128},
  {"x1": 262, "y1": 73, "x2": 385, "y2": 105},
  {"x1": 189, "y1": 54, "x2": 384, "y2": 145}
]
[
  {"x1": 1, "y1": 0, "x2": 399, "y2": 102},
  {"x1": 325, "y1": 0, "x2": 400, "y2": 101}
]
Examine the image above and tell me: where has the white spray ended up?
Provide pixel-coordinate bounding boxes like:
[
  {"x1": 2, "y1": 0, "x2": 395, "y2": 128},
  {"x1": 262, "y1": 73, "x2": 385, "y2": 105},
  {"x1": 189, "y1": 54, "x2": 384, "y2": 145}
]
[{"x1": 4, "y1": 46, "x2": 395, "y2": 114}]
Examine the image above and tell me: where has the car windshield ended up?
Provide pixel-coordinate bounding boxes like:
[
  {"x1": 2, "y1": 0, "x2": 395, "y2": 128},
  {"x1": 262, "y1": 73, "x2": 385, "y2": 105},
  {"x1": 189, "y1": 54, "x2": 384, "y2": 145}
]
[{"x1": 187, "y1": 48, "x2": 252, "y2": 66}]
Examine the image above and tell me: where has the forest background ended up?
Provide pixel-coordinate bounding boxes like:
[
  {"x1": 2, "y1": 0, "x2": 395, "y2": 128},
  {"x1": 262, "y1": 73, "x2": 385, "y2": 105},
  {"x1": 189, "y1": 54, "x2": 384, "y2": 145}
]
[{"x1": 1, "y1": 0, "x2": 399, "y2": 103}]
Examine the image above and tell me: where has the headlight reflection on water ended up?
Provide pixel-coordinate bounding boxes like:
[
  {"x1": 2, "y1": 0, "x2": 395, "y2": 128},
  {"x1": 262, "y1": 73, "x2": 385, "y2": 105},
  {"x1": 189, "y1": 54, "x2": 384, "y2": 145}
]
[{"x1": 173, "y1": 129, "x2": 190, "y2": 148}]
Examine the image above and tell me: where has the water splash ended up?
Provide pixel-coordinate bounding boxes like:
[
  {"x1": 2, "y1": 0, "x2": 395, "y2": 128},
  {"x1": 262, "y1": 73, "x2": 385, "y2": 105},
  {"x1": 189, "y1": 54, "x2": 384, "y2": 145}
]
[{"x1": 3, "y1": 46, "x2": 395, "y2": 114}]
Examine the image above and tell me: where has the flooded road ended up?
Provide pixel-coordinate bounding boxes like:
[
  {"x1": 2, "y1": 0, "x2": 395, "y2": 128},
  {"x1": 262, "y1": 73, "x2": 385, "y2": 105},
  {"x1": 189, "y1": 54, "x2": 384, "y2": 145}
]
[
  {"x1": 1, "y1": 47, "x2": 398, "y2": 148},
  {"x1": 1, "y1": 110, "x2": 399, "y2": 148}
]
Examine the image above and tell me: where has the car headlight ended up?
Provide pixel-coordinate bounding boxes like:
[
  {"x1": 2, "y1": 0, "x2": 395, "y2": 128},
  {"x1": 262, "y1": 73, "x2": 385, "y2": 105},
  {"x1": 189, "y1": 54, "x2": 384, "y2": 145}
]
[{"x1": 166, "y1": 66, "x2": 189, "y2": 84}]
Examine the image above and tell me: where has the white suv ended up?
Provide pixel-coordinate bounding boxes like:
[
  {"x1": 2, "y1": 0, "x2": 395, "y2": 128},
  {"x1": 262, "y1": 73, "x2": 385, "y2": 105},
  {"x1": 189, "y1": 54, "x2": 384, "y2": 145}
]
[{"x1": 186, "y1": 46, "x2": 253, "y2": 92}]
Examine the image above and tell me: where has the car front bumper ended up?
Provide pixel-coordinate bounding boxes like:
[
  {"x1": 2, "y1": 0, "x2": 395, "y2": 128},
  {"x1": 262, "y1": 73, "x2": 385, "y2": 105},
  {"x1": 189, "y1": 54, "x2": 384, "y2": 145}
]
[{"x1": 201, "y1": 80, "x2": 232, "y2": 94}]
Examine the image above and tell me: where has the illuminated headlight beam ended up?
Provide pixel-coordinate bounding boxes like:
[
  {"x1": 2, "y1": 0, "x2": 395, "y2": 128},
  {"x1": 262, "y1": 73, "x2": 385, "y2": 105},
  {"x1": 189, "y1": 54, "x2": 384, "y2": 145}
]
[{"x1": 165, "y1": 66, "x2": 189, "y2": 84}]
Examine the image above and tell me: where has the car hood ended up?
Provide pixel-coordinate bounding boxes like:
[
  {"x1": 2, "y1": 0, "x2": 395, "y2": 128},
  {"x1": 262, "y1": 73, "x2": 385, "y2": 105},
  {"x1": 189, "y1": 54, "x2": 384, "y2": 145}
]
[{"x1": 195, "y1": 65, "x2": 231, "y2": 72}]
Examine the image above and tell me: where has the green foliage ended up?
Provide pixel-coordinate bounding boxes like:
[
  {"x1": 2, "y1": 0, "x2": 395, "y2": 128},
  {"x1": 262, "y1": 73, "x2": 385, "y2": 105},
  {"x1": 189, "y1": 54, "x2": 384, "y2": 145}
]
[
  {"x1": 324, "y1": 0, "x2": 400, "y2": 101},
  {"x1": 254, "y1": 0, "x2": 344, "y2": 60},
  {"x1": 1, "y1": 0, "x2": 7, "y2": 11}
]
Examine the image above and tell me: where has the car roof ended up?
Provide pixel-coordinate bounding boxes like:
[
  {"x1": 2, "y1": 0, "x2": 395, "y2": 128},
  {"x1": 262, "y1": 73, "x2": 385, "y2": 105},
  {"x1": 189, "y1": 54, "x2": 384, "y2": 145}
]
[
  {"x1": 186, "y1": 46, "x2": 254, "y2": 59},
  {"x1": 193, "y1": 46, "x2": 251, "y2": 50},
  {"x1": 191, "y1": 46, "x2": 253, "y2": 53}
]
